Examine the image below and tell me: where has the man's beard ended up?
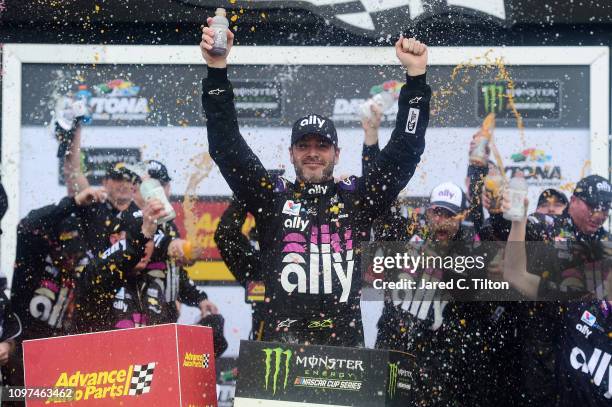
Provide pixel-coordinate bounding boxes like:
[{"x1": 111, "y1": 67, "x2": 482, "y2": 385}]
[{"x1": 295, "y1": 161, "x2": 335, "y2": 183}]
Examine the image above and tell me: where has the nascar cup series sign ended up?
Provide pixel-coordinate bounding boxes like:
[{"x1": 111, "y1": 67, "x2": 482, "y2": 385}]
[
  {"x1": 234, "y1": 340, "x2": 420, "y2": 406},
  {"x1": 23, "y1": 324, "x2": 217, "y2": 407}
]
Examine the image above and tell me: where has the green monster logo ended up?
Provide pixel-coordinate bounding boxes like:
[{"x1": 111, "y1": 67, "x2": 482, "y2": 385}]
[
  {"x1": 388, "y1": 362, "x2": 399, "y2": 398},
  {"x1": 263, "y1": 347, "x2": 293, "y2": 395},
  {"x1": 482, "y1": 83, "x2": 506, "y2": 114}
]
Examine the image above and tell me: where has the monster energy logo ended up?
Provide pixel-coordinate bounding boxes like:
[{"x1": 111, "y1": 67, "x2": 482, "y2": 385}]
[
  {"x1": 263, "y1": 347, "x2": 293, "y2": 395},
  {"x1": 482, "y1": 83, "x2": 506, "y2": 114},
  {"x1": 388, "y1": 362, "x2": 398, "y2": 398}
]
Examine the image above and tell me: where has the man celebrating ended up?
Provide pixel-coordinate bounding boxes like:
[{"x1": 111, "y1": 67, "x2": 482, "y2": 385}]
[{"x1": 200, "y1": 23, "x2": 430, "y2": 346}]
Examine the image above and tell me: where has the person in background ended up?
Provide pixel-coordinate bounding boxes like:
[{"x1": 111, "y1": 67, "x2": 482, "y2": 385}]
[
  {"x1": 535, "y1": 188, "x2": 568, "y2": 215},
  {"x1": 214, "y1": 198, "x2": 265, "y2": 340}
]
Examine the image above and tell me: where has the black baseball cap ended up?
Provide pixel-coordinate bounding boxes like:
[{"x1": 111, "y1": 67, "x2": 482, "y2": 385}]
[
  {"x1": 145, "y1": 160, "x2": 172, "y2": 184},
  {"x1": 57, "y1": 215, "x2": 86, "y2": 255},
  {"x1": 291, "y1": 114, "x2": 338, "y2": 147},
  {"x1": 537, "y1": 189, "x2": 568, "y2": 208},
  {"x1": 105, "y1": 162, "x2": 140, "y2": 183},
  {"x1": 573, "y1": 175, "x2": 612, "y2": 211}
]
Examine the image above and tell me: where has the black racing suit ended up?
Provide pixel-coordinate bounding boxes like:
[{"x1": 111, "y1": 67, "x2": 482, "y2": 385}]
[
  {"x1": 367, "y1": 144, "x2": 518, "y2": 405},
  {"x1": 72, "y1": 225, "x2": 153, "y2": 333},
  {"x1": 203, "y1": 66, "x2": 430, "y2": 346},
  {"x1": 554, "y1": 300, "x2": 612, "y2": 406},
  {"x1": 11, "y1": 197, "x2": 82, "y2": 343},
  {"x1": 214, "y1": 199, "x2": 266, "y2": 340},
  {"x1": 75, "y1": 200, "x2": 141, "y2": 257},
  {"x1": 8, "y1": 197, "x2": 149, "y2": 384},
  {"x1": 8, "y1": 197, "x2": 82, "y2": 387},
  {"x1": 495, "y1": 209, "x2": 610, "y2": 406},
  {"x1": 110, "y1": 221, "x2": 207, "y2": 329}
]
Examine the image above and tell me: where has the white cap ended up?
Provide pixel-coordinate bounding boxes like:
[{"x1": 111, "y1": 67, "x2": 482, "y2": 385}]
[{"x1": 429, "y1": 182, "x2": 465, "y2": 214}]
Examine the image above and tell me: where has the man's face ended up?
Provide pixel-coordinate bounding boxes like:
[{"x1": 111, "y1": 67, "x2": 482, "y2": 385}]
[
  {"x1": 426, "y1": 206, "x2": 460, "y2": 241},
  {"x1": 103, "y1": 177, "x2": 136, "y2": 209},
  {"x1": 568, "y1": 196, "x2": 609, "y2": 235},
  {"x1": 290, "y1": 134, "x2": 339, "y2": 183},
  {"x1": 536, "y1": 196, "x2": 567, "y2": 216}
]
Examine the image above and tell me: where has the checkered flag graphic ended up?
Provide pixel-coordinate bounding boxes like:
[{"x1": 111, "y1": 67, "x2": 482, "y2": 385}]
[
  {"x1": 128, "y1": 362, "x2": 156, "y2": 396},
  {"x1": 203, "y1": 354, "x2": 210, "y2": 368}
]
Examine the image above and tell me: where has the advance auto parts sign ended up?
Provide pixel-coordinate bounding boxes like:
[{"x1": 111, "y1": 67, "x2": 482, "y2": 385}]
[
  {"x1": 235, "y1": 341, "x2": 387, "y2": 406},
  {"x1": 50, "y1": 362, "x2": 157, "y2": 402}
]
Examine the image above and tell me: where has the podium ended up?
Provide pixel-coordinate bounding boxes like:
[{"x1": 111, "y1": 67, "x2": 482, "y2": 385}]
[
  {"x1": 234, "y1": 341, "x2": 424, "y2": 407},
  {"x1": 23, "y1": 324, "x2": 217, "y2": 407}
]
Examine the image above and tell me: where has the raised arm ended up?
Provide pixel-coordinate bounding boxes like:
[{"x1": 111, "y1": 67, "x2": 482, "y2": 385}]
[
  {"x1": 56, "y1": 100, "x2": 91, "y2": 196},
  {"x1": 361, "y1": 103, "x2": 382, "y2": 176},
  {"x1": 358, "y1": 38, "x2": 430, "y2": 216},
  {"x1": 200, "y1": 20, "x2": 274, "y2": 214},
  {"x1": 503, "y1": 217, "x2": 540, "y2": 299}
]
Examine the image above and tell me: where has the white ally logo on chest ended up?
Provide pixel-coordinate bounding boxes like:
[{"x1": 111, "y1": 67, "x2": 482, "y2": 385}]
[{"x1": 281, "y1": 225, "x2": 354, "y2": 303}]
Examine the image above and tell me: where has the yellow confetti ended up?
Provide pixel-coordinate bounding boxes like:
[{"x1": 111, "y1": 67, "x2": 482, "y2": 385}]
[
  {"x1": 230, "y1": 15, "x2": 238, "y2": 22},
  {"x1": 94, "y1": 4, "x2": 100, "y2": 12},
  {"x1": 459, "y1": 319, "x2": 466, "y2": 327}
]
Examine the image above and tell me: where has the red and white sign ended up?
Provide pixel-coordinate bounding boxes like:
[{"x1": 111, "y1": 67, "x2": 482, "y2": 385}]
[{"x1": 23, "y1": 324, "x2": 217, "y2": 407}]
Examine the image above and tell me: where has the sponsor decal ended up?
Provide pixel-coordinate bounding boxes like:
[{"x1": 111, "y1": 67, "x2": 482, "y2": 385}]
[
  {"x1": 409, "y1": 96, "x2": 422, "y2": 105},
  {"x1": 208, "y1": 88, "x2": 225, "y2": 96},
  {"x1": 246, "y1": 281, "x2": 266, "y2": 302},
  {"x1": 581, "y1": 310, "x2": 597, "y2": 327},
  {"x1": 306, "y1": 184, "x2": 328, "y2": 195},
  {"x1": 387, "y1": 361, "x2": 413, "y2": 398},
  {"x1": 307, "y1": 319, "x2": 333, "y2": 329},
  {"x1": 183, "y1": 352, "x2": 211, "y2": 369},
  {"x1": 575, "y1": 323, "x2": 593, "y2": 339},
  {"x1": 597, "y1": 181, "x2": 612, "y2": 193},
  {"x1": 233, "y1": 81, "x2": 282, "y2": 118},
  {"x1": 299, "y1": 114, "x2": 326, "y2": 128},
  {"x1": 405, "y1": 108, "x2": 420, "y2": 134},
  {"x1": 388, "y1": 362, "x2": 398, "y2": 398},
  {"x1": 29, "y1": 263, "x2": 75, "y2": 329},
  {"x1": 570, "y1": 346, "x2": 612, "y2": 399},
  {"x1": 478, "y1": 80, "x2": 560, "y2": 119},
  {"x1": 263, "y1": 347, "x2": 293, "y2": 395},
  {"x1": 50, "y1": 362, "x2": 156, "y2": 401},
  {"x1": 282, "y1": 200, "x2": 302, "y2": 216},
  {"x1": 505, "y1": 148, "x2": 561, "y2": 187},
  {"x1": 284, "y1": 216, "x2": 309, "y2": 231},
  {"x1": 277, "y1": 318, "x2": 298, "y2": 329},
  {"x1": 281, "y1": 225, "x2": 354, "y2": 302}
]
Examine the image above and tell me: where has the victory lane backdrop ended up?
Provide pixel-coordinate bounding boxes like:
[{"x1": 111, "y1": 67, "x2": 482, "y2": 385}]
[
  {"x1": 7, "y1": 48, "x2": 601, "y2": 385},
  {"x1": 19, "y1": 63, "x2": 589, "y2": 218}
]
